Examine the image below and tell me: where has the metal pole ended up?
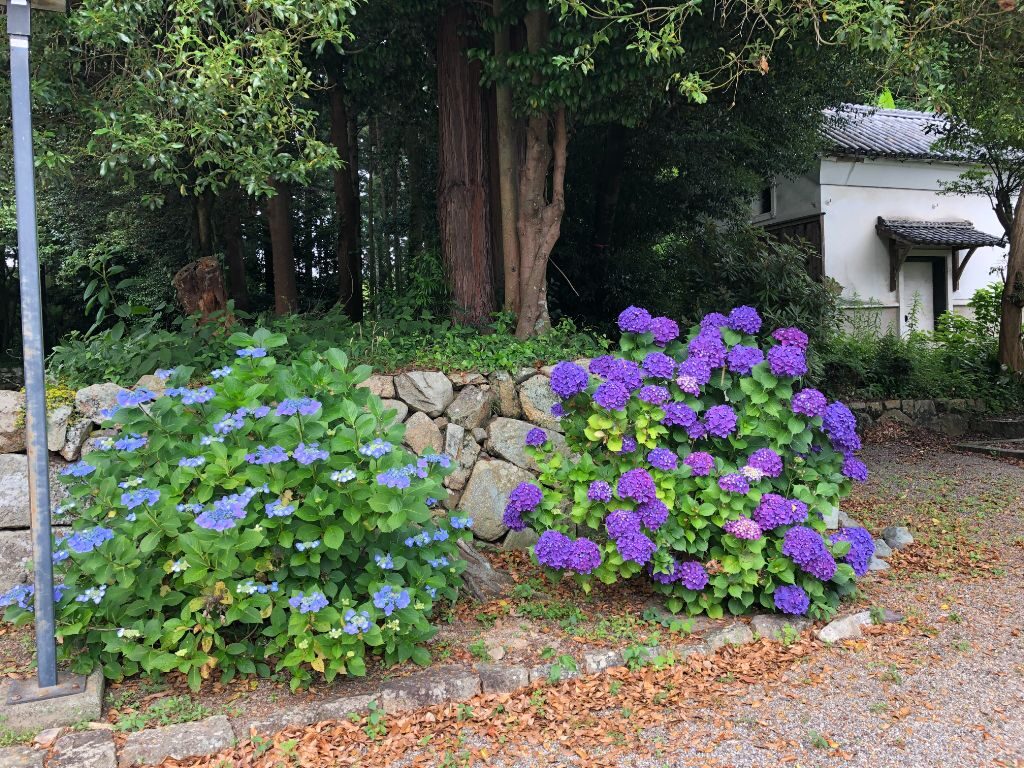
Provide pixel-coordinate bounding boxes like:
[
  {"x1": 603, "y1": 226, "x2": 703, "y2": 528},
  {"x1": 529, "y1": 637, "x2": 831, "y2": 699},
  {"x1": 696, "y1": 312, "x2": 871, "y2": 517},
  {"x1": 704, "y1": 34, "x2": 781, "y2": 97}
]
[{"x1": 7, "y1": 0, "x2": 58, "y2": 689}]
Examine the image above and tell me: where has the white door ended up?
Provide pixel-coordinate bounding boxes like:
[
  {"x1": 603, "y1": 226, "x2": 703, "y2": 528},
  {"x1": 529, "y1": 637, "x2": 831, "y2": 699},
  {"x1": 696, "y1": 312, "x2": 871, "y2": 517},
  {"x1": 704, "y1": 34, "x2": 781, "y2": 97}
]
[{"x1": 901, "y1": 261, "x2": 935, "y2": 333}]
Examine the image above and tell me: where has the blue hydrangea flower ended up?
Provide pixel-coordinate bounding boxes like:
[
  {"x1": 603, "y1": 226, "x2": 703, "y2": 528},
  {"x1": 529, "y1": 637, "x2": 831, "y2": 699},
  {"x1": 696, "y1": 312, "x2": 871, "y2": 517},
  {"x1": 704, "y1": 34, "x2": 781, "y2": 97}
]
[
  {"x1": 428, "y1": 556, "x2": 449, "y2": 568},
  {"x1": 424, "y1": 585, "x2": 438, "y2": 599},
  {"x1": 359, "y1": 439, "x2": 393, "y2": 459},
  {"x1": 178, "y1": 456, "x2": 206, "y2": 468},
  {"x1": 295, "y1": 540, "x2": 321, "y2": 552},
  {"x1": 250, "y1": 405, "x2": 272, "y2": 418},
  {"x1": 154, "y1": 368, "x2": 176, "y2": 380},
  {"x1": 449, "y1": 515, "x2": 473, "y2": 529},
  {"x1": 61, "y1": 462, "x2": 96, "y2": 478},
  {"x1": 344, "y1": 609, "x2": 372, "y2": 634},
  {"x1": 246, "y1": 445, "x2": 289, "y2": 465},
  {"x1": 194, "y1": 493, "x2": 252, "y2": 532},
  {"x1": 377, "y1": 468, "x2": 411, "y2": 489},
  {"x1": 289, "y1": 591, "x2": 328, "y2": 614},
  {"x1": 373, "y1": 585, "x2": 410, "y2": 616},
  {"x1": 236, "y1": 347, "x2": 268, "y2": 358},
  {"x1": 405, "y1": 531, "x2": 432, "y2": 548},
  {"x1": 294, "y1": 442, "x2": 329, "y2": 465},
  {"x1": 375, "y1": 553, "x2": 395, "y2": 569},
  {"x1": 0, "y1": 584, "x2": 35, "y2": 610},
  {"x1": 277, "y1": 398, "x2": 322, "y2": 417},
  {"x1": 265, "y1": 500, "x2": 295, "y2": 518},
  {"x1": 331, "y1": 468, "x2": 357, "y2": 483},
  {"x1": 76, "y1": 585, "x2": 107, "y2": 605},
  {"x1": 432, "y1": 529, "x2": 449, "y2": 542},
  {"x1": 211, "y1": 366, "x2": 232, "y2": 379},
  {"x1": 178, "y1": 387, "x2": 216, "y2": 406},
  {"x1": 114, "y1": 433, "x2": 148, "y2": 452},
  {"x1": 117, "y1": 388, "x2": 157, "y2": 408},
  {"x1": 121, "y1": 488, "x2": 160, "y2": 509}
]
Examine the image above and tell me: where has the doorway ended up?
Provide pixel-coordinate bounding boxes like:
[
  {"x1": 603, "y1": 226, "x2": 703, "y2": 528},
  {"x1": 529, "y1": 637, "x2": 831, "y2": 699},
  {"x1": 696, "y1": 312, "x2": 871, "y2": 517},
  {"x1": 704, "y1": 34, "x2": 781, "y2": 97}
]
[{"x1": 900, "y1": 256, "x2": 947, "y2": 333}]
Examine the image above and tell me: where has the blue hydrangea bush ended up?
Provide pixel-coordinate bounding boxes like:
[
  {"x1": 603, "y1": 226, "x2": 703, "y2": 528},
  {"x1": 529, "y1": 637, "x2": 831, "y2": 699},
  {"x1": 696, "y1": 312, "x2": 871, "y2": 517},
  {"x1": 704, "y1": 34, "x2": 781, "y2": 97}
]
[
  {"x1": 508, "y1": 306, "x2": 873, "y2": 620},
  {"x1": 1, "y1": 330, "x2": 470, "y2": 690}
]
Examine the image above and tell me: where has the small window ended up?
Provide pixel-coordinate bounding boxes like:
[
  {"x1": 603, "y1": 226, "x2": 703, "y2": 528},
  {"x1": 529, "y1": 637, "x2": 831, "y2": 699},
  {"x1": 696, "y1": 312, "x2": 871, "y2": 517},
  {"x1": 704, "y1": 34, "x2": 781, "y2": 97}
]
[{"x1": 759, "y1": 186, "x2": 774, "y2": 216}]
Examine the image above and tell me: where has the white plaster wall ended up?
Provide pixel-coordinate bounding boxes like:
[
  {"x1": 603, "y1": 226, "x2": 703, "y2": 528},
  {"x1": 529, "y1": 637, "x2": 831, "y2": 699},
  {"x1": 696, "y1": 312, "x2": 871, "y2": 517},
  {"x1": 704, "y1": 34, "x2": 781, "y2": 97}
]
[{"x1": 751, "y1": 171, "x2": 821, "y2": 225}]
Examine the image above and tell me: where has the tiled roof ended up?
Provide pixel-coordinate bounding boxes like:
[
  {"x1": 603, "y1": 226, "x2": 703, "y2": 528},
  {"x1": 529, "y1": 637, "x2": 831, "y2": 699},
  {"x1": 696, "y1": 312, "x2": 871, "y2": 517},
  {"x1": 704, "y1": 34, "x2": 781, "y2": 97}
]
[
  {"x1": 822, "y1": 104, "x2": 958, "y2": 160},
  {"x1": 876, "y1": 217, "x2": 1005, "y2": 248}
]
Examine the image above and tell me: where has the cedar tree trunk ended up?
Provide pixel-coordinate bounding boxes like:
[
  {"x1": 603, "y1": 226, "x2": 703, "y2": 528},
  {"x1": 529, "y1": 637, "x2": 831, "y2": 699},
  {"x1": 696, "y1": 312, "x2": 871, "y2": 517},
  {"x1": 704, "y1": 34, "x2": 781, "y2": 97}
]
[
  {"x1": 999, "y1": 190, "x2": 1024, "y2": 371},
  {"x1": 493, "y1": 0, "x2": 521, "y2": 314},
  {"x1": 265, "y1": 179, "x2": 299, "y2": 315}
]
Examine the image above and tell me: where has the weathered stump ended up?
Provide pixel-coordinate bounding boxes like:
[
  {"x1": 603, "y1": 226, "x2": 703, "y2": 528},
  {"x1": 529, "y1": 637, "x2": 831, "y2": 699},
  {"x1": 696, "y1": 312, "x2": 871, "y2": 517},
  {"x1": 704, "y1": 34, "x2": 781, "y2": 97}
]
[
  {"x1": 457, "y1": 539, "x2": 513, "y2": 602},
  {"x1": 172, "y1": 257, "x2": 229, "y2": 320}
]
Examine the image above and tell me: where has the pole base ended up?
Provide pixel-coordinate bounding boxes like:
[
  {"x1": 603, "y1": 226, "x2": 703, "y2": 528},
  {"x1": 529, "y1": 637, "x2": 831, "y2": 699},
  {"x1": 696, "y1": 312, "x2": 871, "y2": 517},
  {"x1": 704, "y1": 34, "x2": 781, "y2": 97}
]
[{"x1": 6, "y1": 672, "x2": 88, "y2": 704}]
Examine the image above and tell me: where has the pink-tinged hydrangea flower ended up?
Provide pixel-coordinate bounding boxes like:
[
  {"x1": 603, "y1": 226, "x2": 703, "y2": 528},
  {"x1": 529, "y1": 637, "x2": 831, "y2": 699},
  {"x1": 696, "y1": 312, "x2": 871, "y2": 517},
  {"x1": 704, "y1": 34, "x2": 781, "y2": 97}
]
[
  {"x1": 676, "y1": 357, "x2": 712, "y2": 396},
  {"x1": 718, "y1": 473, "x2": 750, "y2": 494},
  {"x1": 550, "y1": 361, "x2": 589, "y2": 398},
  {"x1": 782, "y1": 526, "x2": 837, "y2": 580},
  {"x1": 605, "y1": 509, "x2": 642, "y2": 540},
  {"x1": 726, "y1": 344, "x2": 765, "y2": 374},
  {"x1": 748, "y1": 448, "x2": 783, "y2": 478},
  {"x1": 741, "y1": 464, "x2": 765, "y2": 482},
  {"x1": 525, "y1": 428, "x2": 547, "y2": 447},
  {"x1": 773, "y1": 584, "x2": 810, "y2": 615},
  {"x1": 823, "y1": 402, "x2": 862, "y2": 453},
  {"x1": 647, "y1": 448, "x2": 678, "y2": 471},
  {"x1": 768, "y1": 345, "x2": 808, "y2": 378},
  {"x1": 637, "y1": 499, "x2": 669, "y2": 530},
  {"x1": 688, "y1": 331, "x2": 727, "y2": 368},
  {"x1": 753, "y1": 493, "x2": 808, "y2": 529},
  {"x1": 700, "y1": 312, "x2": 728, "y2": 330},
  {"x1": 842, "y1": 455, "x2": 869, "y2": 482},
  {"x1": 618, "y1": 435, "x2": 638, "y2": 454},
  {"x1": 618, "y1": 306, "x2": 654, "y2": 334},
  {"x1": 638, "y1": 385, "x2": 670, "y2": 405},
  {"x1": 617, "y1": 468, "x2": 658, "y2": 503},
  {"x1": 568, "y1": 538, "x2": 602, "y2": 574},
  {"x1": 662, "y1": 401, "x2": 698, "y2": 427},
  {"x1": 650, "y1": 316, "x2": 680, "y2": 346},
  {"x1": 642, "y1": 352, "x2": 676, "y2": 379},
  {"x1": 703, "y1": 405, "x2": 737, "y2": 438},
  {"x1": 684, "y1": 451, "x2": 715, "y2": 476},
  {"x1": 772, "y1": 327, "x2": 809, "y2": 350},
  {"x1": 535, "y1": 530, "x2": 574, "y2": 569},
  {"x1": 830, "y1": 526, "x2": 875, "y2": 577},
  {"x1": 791, "y1": 388, "x2": 827, "y2": 418},
  {"x1": 616, "y1": 531, "x2": 657, "y2": 564},
  {"x1": 727, "y1": 305, "x2": 762, "y2": 334},
  {"x1": 588, "y1": 480, "x2": 613, "y2": 503},
  {"x1": 724, "y1": 517, "x2": 763, "y2": 540},
  {"x1": 594, "y1": 381, "x2": 630, "y2": 411}
]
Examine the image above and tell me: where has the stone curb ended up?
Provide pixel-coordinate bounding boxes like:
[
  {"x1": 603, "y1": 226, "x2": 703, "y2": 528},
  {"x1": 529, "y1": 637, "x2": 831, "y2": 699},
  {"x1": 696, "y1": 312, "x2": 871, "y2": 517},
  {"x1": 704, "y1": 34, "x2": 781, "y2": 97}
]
[{"x1": 118, "y1": 715, "x2": 234, "y2": 767}]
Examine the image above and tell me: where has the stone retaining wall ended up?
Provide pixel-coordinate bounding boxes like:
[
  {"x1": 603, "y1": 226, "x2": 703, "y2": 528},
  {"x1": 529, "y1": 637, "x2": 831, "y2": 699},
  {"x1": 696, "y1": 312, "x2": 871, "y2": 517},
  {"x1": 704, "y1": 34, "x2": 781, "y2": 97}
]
[
  {"x1": 848, "y1": 397, "x2": 988, "y2": 437},
  {"x1": 0, "y1": 365, "x2": 578, "y2": 590}
]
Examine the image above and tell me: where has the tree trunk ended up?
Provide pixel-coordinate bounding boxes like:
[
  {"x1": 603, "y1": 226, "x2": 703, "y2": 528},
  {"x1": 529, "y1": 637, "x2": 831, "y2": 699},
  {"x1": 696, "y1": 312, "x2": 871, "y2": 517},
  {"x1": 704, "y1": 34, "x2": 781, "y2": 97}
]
[
  {"x1": 194, "y1": 192, "x2": 215, "y2": 258},
  {"x1": 367, "y1": 121, "x2": 378, "y2": 308},
  {"x1": 222, "y1": 188, "x2": 250, "y2": 311},
  {"x1": 405, "y1": 124, "x2": 426, "y2": 264},
  {"x1": 590, "y1": 124, "x2": 627, "y2": 262},
  {"x1": 172, "y1": 257, "x2": 228, "y2": 320},
  {"x1": 493, "y1": 0, "x2": 521, "y2": 315},
  {"x1": 437, "y1": 1, "x2": 497, "y2": 328},
  {"x1": 998, "y1": 190, "x2": 1024, "y2": 371},
  {"x1": 264, "y1": 179, "x2": 299, "y2": 315}
]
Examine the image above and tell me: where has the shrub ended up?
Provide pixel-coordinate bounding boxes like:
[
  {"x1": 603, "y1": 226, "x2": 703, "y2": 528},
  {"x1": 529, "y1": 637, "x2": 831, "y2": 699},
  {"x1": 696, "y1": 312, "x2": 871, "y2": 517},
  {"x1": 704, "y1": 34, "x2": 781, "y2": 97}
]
[
  {"x1": 515, "y1": 306, "x2": 872, "y2": 620},
  {"x1": 3, "y1": 330, "x2": 471, "y2": 690}
]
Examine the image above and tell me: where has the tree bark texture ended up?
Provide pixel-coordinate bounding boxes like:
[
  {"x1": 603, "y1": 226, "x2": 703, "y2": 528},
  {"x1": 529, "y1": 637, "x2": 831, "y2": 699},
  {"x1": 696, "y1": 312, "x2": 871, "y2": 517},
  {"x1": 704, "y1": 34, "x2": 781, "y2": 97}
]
[
  {"x1": 999, "y1": 190, "x2": 1024, "y2": 371},
  {"x1": 221, "y1": 188, "x2": 250, "y2": 311},
  {"x1": 265, "y1": 179, "x2": 299, "y2": 315},
  {"x1": 493, "y1": 0, "x2": 521, "y2": 314},
  {"x1": 172, "y1": 257, "x2": 228, "y2": 320},
  {"x1": 437, "y1": 1, "x2": 497, "y2": 328},
  {"x1": 327, "y1": 79, "x2": 363, "y2": 321},
  {"x1": 193, "y1": 192, "x2": 215, "y2": 258}
]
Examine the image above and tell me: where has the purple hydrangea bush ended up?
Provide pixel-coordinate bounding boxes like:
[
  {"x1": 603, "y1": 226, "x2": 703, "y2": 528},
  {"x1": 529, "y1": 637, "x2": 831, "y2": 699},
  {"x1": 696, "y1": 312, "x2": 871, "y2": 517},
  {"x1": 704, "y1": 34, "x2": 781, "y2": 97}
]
[
  {"x1": 0, "y1": 331, "x2": 470, "y2": 690},
  {"x1": 518, "y1": 306, "x2": 872, "y2": 619}
]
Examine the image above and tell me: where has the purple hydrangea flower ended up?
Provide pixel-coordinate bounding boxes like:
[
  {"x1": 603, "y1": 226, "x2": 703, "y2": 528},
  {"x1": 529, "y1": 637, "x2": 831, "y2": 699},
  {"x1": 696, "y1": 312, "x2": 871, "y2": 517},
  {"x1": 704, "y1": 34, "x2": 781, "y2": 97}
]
[
  {"x1": 616, "y1": 531, "x2": 657, "y2": 564},
  {"x1": 550, "y1": 402, "x2": 566, "y2": 418},
  {"x1": 594, "y1": 381, "x2": 630, "y2": 411},
  {"x1": 688, "y1": 331, "x2": 727, "y2": 368},
  {"x1": 662, "y1": 401, "x2": 698, "y2": 428},
  {"x1": 830, "y1": 526, "x2": 875, "y2": 577},
  {"x1": 605, "y1": 509, "x2": 642, "y2": 540},
  {"x1": 679, "y1": 560, "x2": 709, "y2": 590},
  {"x1": 727, "y1": 306, "x2": 762, "y2": 334},
  {"x1": 605, "y1": 359, "x2": 644, "y2": 390},
  {"x1": 647, "y1": 448, "x2": 678, "y2": 471},
  {"x1": 773, "y1": 584, "x2": 810, "y2": 615},
  {"x1": 535, "y1": 530, "x2": 574, "y2": 569},
  {"x1": 589, "y1": 355, "x2": 617, "y2": 377},
  {"x1": 718, "y1": 473, "x2": 750, "y2": 494},
  {"x1": 549, "y1": 361, "x2": 589, "y2": 398},
  {"x1": 642, "y1": 352, "x2": 676, "y2": 380},
  {"x1": 700, "y1": 312, "x2": 728, "y2": 330},
  {"x1": 277, "y1": 398, "x2": 322, "y2": 417},
  {"x1": 525, "y1": 428, "x2": 547, "y2": 447},
  {"x1": 294, "y1": 442, "x2": 329, "y2": 465},
  {"x1": 724, "y1": 517, "x2": 763, "y2": 540},
  {"x1": 587, "y1": 481, "x2": 612, "y2": 503},
  {"x1": 246, "y1": 445, "x2": 289, "y2": 465},
  {"x1": 753, "y1": 493, "x2": 808, "y2": 529},
  {"x1": 568, "y1": 538, "x2": 602, "y2": 574},
  {"x1": 747, "y1": 448, "x2": 783, "y2": 478},
  {"x1": 726, "y1": 344, "x2": 765, "y2": 375},
  {"x1": 377, "y1": 468, "x2": 412, "y2": 489},
  {"x1": 782, "y1": 526, "x2": 837, "y2": 580},
  {"x1": 637, "y1": 499, "x2": 669, "y2": 530},
  {"x1": 650, "y1": 316, "x2": 680, "y2": 346},
  {"x1": 842, "y1": 455, "x2": 869, "y2": 482},
  {"x1": 618, "y1": 306, "x2": 653, "y2": 334},
  {"x1": 768, "y1": 346, "x2": 808, "y2": 378},
  {"x1": 504, "y1": 482, "x2": 543, "y2": 530},
  {"x1": 675, "y1": 357, "x2": 712, "y2": 396},
  {"x1": 618, "y1": 435, "x2": 638, "y2": 454},
  {"x1": 703, "y1": 405, "x2": 738, "y2": 438},
  {"x1": 637, "y1": 385, "x2": 670, "y2": 405},
  {"x1": 772, "y1": 327, "x2": 809, "y2": 350},
  {"x1": 684, "y1": 451, "x2": 715, "y2": 476},
  {"x1": 686, "y1": 421, "x2": 708, "y2": 440},
  {"x1": 791, "y1": 388, "x2": 828, "y2": 418},
  {"x1": 617, "y1": 468, "x2": 657, "y2": 503},
  {"x1": 823, "y1": 402, "x2": 862, "y2": 453}
]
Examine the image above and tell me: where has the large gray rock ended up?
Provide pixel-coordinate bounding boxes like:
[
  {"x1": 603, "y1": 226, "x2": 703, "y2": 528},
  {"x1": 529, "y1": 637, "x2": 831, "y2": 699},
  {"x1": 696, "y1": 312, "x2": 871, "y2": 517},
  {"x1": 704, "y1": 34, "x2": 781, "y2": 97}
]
[
  {"x1": 357, "y1": 374, "x2": 396, "y2": 399},
  {"x1": 380, "y1": 399, "x2": 409, "y2": 424},
  {"x1": 816, "y1": 610, "x2": 872, "y2": 643},
  {"x1": 751, "y1": 614, "x2": 811, "y2": 641},
  {"x1": 0, "y1": 390, "x2": 26, "y2": 453},
  {"x1": 492, "y1": 372, "x2": 522, "y2": 419},
  {"x1": 444, "y1": 423, "x2": 466, "y2": 460},
  {"x1": 705, "y1": 623, "x2": 755, "y2": 651},
  {"x1": 46, "y1": 405, "x2": 73, "y2": 454},
  {"x1": 872, "y1": 537, "x2": 893, "y2": 559},
  {"x1": 0, "y1": 529, "x2": 33, "y2": 590},
  {"x1": 881, "y1": 525, "x2": 914, "y2": 550},
  {"x1": 459, "y1": 459, "x2": 535, "y2": 541},
  {"x1": 518, "y1": 375, "x2": 562, "y2": 432},
  {"x1": 478, "y1": 663, "x2": 529, "y2": 694},
  {"x1": 119, "y1": 715, "x2": 234, "y2": 766},
  {"x1": 868, "y1": 555, "x2": 891, "y2": 572},
  {"x1": 50, "y1": 729, "x2": 116, "y2": 768},
  {"x1": 74, "y1": 383, "x2": 122, "y2": 424},
  {"x1": 503, "y1": 527, "x2": 539, "y2": 551},
  {"x1": 445, "y1": 385, "x2": 494, "y2": 431},
  {"x1": 0, "y1": 746, "x2": 42, "y2": 768},
  {"x1": 61, "y1": 418, "x2": 94, "y2": 462},
  {"x1": 837, "y1": 508, "x2": 860, "y2": 528},
  {"x1": 403, "y1": 411, "x2": 443, "y2": 456},
  {"x1": 583, "y1": 647, "x2": 624, "y2": 674},
  {"x1": 379, "y1": 666, "x2": 480, "y2": 714},
  {"x1": 241, "y1": 694, "x2": 375, "y2": 738},
  {"x1": 820, "y1": 504, "x2": 839, "y2": 530},
  {"x1": 458, "y1": 434, "x2": 481, "y2": 470},
  {"x1": 394, "y1": 371, "x2": 454, "y2": 417},
  {"x1": 449, "y1": 372, "x2": 487, "y2": 388},
  {"x1": 0, "y1": 454, "x2": 29, "y2": 529},
  {"x1": 486, "y1": 417, "x2": 568, "y2": 472}
]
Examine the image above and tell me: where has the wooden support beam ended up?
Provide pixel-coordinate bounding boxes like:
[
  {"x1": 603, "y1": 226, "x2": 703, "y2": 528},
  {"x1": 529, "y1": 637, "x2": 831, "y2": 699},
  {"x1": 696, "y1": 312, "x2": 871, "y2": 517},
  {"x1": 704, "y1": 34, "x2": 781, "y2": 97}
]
[
  {"x1": 952, "y1": 247, "x2": 978, "y2": 292},
  {"x1": 888, "y1": 239, "x2": 911, "y2": 293}
]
